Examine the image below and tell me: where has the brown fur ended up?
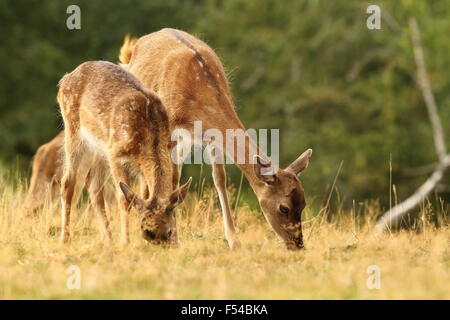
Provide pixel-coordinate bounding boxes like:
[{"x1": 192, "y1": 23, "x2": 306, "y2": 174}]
[
  {"x1": 23, "y1": 132, "x2": 64, "y2": 214},
  {"x1": 118, "y1": 35, "x2": 138, "y2": 67},
  {"x1": 24, "y1": 131, "x2": 118, "y2": 217},
  {"x1": 57, "y1": 61, "x2": 190, "y2": 245},
  {"x1": 119, "y1": 29, "x2": 312, "y2": 249}
]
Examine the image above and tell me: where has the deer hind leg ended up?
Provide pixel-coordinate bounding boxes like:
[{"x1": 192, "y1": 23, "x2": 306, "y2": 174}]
[
  {"x1": 109, "y1": 158, "x2": 131, "y2": 245},
  {"x1": 86, "y1": 161, "x2": 112, "y2": 243},
  {"x1": 60, "y1": 134, "x2": 83, "y2": 244},
  {"x1": 209, "y1": 146, "x2": 241, "y2": 250}
]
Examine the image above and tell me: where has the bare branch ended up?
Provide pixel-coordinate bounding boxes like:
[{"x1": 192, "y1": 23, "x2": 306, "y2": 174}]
[
  {"x1": 375, "y1": 17, "x2": 449, "y2": 233},
  {"x1": 375, "y1": 156, "x2": 450, "y2": 233},
  {"x1": 410, "y1": 17, "x2": 447, "y2": 161}
]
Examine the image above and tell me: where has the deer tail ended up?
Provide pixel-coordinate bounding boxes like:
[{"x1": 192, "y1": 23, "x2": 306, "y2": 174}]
[{"x1": 118, "y1": 34, "x2": 138, "y2": 67}]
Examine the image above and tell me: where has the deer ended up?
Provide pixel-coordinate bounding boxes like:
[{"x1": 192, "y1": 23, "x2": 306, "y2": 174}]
[
  {"x1": 57, "y1": 60, "x2": 191, "y2": 245},
  {"x1": 23, "y1": 131, "x2": 149, "y2": 217},
  {"x1": 119, "y1": 29, "x2": 312, "y2": 250},
  {"x1": 23, "y1": 131, "x2": 64, "y2": 215},
  {"x1": 24, "y1": 131, "x2": 118, "y2": 217}
]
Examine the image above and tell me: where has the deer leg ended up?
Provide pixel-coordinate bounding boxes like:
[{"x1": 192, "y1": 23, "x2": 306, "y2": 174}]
[
  {"x1": 60, "y1": 137, "x2": 82, "y2": 244},
  {"x1": 172, "y1": 162, "x2": 184, "y2": 189},
  {"x1": 209, "y1": 149, "x2": 241, "y2": 250},
  {"x1": 86, "y1": 165, "x2": 112, "y2": 242},
  {"x1": 60, "y1": 171, "x2": 76, "y2": 244},
  {"x1": 172, "y1": 162, "x2": 180, "y2": 190},
  {"x1": 172, "y1": 135, "x2": 190, "y2": 189},
  {"x1": 109, "y1": 160, "x2": 131, "y2": 245}
]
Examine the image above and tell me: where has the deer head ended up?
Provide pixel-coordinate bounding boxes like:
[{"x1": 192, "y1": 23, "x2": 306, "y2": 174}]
[
  {"x1": 253, "y1": 149, "x2": 312, "y2": 250},
  {"x1": 119, "y1": 178, "x2": 192, "y2": 246}
]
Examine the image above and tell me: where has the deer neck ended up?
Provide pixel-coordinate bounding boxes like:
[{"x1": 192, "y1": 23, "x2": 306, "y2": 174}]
[
  {"x1": 217, "y1": 115, "x2": 267, "y2": 193},
  {"x1": 138, "y1": 151, "x2": 173, "y2": 201}
]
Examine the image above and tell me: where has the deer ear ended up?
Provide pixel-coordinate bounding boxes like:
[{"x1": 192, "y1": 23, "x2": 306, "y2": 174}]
[
  {"x1": 119, "y1": 181, "x2": 145, "y2": 210},
  {"x1": 253, "y1": 155, "x2": 277, "y2": 184},
  {"x1": 169, "y1": 177, "x2": 192, "y2": 207},
  {"x1": 287, "y1": 149, "x2": 312, "y2": 175}
]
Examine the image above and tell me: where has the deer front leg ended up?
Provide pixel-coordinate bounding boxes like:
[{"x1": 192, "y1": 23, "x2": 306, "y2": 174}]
[
  {"x1": 210, "y1": 157, "x2": 241, "y2": 250},
  {"x1": 172, "y1": 162, "x2": 184, "y2": 189},
  {"x1": 109, "y1": 160, "x2": 131, "y2": 245},
  {"x1": 171, "y1": 134, "x2": 189, "y2": 189}
]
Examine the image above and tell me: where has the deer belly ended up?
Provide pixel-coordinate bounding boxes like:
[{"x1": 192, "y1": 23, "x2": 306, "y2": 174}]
[{"x1": 80, "y1": 126, "x2": 108, "y2": 156}]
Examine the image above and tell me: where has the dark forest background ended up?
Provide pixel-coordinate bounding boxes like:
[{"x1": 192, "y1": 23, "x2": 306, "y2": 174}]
[{"x1": 1, "y1": 0, "x2": 449, "y2": 211}]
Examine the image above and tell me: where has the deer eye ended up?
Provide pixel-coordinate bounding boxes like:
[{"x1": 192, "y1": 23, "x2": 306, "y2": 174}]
[{"x1": 279, "y1": 205, "x2": 290, "y2": 215}]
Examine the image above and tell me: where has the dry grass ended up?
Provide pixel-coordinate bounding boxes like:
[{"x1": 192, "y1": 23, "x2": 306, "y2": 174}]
[{"x1": 0, "y1": 171, "x2": 449, "y2": 300}]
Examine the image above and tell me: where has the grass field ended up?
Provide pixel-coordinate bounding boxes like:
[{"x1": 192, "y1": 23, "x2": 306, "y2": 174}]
[{"x1": 0, "y1": 171, "x2": 449, "y2": 299}]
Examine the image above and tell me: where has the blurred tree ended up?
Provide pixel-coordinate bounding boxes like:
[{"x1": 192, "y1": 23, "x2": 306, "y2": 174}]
[{"x1": 0, "y1": 0, "x2": 449, "y2": 209}]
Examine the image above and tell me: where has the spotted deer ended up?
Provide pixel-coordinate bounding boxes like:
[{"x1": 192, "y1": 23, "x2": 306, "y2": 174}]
[
  {"x1": 24, "y1": 131, "x2": 64, "y2": 215},
  {"x1": 24, "y1": 131, "x2": 117, "y2": 216},
  {"x1": 57, "y1": 60, "x2": 191, "y2": 245},
  {"x1": 119, "y1": 29, "x2": 312, "y2": 250}
]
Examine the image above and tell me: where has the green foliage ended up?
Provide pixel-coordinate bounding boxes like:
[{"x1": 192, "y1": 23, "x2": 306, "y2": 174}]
[{"x1": 1, "y1": 0, "x2": 449, "y2": 207}]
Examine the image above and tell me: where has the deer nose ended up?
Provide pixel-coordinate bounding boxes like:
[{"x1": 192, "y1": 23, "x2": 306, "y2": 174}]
[
  {"x1": 143, "y1": 230, "x2": 157, "y2": 241},
  {"x1": 294, "y1": 238, "x2": 304, "y2": 249},
  {"x1": 286, "y1": 238, "x2": 304, "y2": 250}
]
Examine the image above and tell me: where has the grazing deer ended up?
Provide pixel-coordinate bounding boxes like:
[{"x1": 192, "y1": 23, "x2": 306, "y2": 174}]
[
  {"x1": 119, "y1": 29, "x2": 312, "y2": 250},
  {"x1": 24, "y1": 131, "x2": 118, "y2": 217},
  {"x1": 24, "y1": 131, "x2": 64, "y2": 215},
  {"x1": 57, "y1": 60, "x2": 191, "y2": 245}
]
